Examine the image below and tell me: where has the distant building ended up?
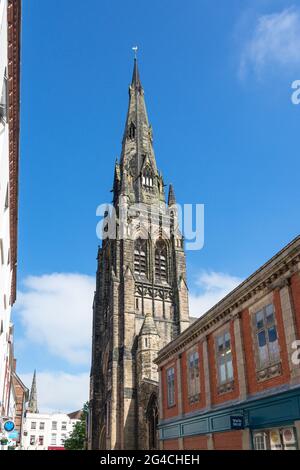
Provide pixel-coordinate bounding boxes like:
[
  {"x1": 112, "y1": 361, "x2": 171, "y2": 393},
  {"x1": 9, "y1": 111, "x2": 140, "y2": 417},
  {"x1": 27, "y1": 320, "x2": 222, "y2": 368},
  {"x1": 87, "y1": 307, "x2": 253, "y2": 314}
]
[
  {"x1": 156, "y1": 236, "x2": 300, "y2": 450},
  {"x1": 0, "y1": 0, "x2": 21, "y2": 420},
  {"x1": 22, "y1": 412, "x2": 80, "y2": 450},
  {"x1": 21, "y1": 371, "x2": 81, "y2": 450}
]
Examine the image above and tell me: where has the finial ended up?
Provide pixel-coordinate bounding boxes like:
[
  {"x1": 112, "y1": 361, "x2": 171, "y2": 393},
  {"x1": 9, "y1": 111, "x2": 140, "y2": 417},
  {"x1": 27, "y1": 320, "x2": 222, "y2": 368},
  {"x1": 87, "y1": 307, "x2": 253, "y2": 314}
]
[{"x1": 132, "y1": 46, "x2": 138, "y2": 60}]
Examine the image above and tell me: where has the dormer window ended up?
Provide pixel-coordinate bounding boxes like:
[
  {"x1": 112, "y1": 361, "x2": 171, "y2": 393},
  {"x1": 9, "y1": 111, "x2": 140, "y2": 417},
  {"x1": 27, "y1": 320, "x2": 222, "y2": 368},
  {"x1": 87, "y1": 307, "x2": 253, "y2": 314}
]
[
  {"x1": 142, "y1": 167, "x2": 153, "y2": 189},
  {"x1": 128, "y1": 122, "x2": 136, "y2": 140}
]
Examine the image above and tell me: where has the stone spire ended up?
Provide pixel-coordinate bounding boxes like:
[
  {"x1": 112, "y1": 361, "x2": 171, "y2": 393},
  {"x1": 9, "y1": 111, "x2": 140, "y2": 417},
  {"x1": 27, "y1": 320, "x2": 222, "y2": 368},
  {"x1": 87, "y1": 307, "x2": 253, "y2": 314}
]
[
  {"x1": 168, "y1": 184, "x2": 176, "y2": 206},
  {"x1": 27, "y1": 370, "x2": 39, "y2": 413},
  {"x1": 131, "y1": 57, "x2": 142, "y2": 91},
  {"x1": 139, "y1": 312, "x2": 159, "y2": 337},
  {"x1": 118, "y1": 58, "x2": 159, "y2": 204}
]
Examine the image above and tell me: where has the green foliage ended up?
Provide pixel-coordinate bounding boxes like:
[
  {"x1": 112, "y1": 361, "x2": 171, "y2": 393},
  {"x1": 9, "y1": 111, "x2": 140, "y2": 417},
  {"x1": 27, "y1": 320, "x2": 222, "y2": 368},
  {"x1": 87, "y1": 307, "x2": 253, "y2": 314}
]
[{"x1": 64, "y1": 402, "x2": 88, "y2": 451}]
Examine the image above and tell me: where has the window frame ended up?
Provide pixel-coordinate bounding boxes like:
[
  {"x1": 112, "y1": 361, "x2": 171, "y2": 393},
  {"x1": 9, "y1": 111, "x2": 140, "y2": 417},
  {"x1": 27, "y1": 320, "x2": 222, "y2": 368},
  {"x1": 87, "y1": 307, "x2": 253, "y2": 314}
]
[
  {"x1": 166, "y1": 366, "x2": 176, "y2": 408},
  {"x1": 51, "y1": 421, "x2": 57, "y2": 431},
  {"x1": 0, "y1": 69, "x2": 8, "y2": 123},
  {"x1": 187, "y1": 349, "x2": 200, "y2": 404},
  {"x1": 155, "y1": 239, "x2": 168, "y2": 283},
  {"x1": 142, "y1": 166, "x2": 154, "y2": 189},
  {"x1": 215, "y1": 330, "x2": 234, "y2": 391},
  {"x1": 134, "y1": 238, "x2": 148, "y2": 277},
  {"x1": 254, "y1": 303, "x2": 280, "y2": 370}
]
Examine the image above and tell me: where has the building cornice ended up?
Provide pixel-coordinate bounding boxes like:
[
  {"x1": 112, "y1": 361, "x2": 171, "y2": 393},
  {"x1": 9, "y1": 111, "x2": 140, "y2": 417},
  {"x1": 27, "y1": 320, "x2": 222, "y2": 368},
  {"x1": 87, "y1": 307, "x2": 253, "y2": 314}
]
[
  {"x1": 155, "y1": 236, "x2": 300, "y2": 366},
  {"x1": 7, "y1": 0, "x2": 21, "y2": 305}
]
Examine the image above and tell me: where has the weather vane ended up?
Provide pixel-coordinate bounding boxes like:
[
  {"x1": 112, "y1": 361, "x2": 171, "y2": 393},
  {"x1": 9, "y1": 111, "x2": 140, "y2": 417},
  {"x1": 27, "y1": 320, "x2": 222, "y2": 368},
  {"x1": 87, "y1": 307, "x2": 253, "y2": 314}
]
[{"x1": 132, "y1": 46, "x2": 138, "y2": 59}]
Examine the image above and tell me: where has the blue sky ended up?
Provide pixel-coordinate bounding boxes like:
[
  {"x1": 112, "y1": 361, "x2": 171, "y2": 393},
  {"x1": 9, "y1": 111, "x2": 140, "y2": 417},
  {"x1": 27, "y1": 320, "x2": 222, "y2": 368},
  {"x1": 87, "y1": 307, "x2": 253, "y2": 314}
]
[{"x1": 12, "y1": 0, "x2": 300, "y2": 411}]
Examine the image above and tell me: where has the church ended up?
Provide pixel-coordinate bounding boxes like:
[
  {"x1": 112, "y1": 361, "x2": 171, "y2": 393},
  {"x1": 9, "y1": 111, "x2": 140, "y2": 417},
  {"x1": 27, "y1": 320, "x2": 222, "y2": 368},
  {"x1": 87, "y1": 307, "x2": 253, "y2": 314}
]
[{"x1": 88, "y1": 58, "x2": 192, "y2": 450}]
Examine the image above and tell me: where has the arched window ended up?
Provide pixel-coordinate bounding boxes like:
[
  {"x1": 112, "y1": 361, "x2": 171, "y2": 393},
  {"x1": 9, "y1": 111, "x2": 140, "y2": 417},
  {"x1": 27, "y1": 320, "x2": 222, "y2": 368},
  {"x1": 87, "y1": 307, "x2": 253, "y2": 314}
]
[
  {"x1": 128, "y1": 122, "x2": 136, "y2": 140},
  {"x1": 155, "y1": 240, "x2": 167, "y2": 282},
  {"x1": 146, "y1": 394, "x2": 158, "y2": 450},
  {"x1": 142, "y1": 167, "x2": 153, "y2": 189},
  {"x1": 134, "y1": 238, "x2": 147, "y2": 276}
]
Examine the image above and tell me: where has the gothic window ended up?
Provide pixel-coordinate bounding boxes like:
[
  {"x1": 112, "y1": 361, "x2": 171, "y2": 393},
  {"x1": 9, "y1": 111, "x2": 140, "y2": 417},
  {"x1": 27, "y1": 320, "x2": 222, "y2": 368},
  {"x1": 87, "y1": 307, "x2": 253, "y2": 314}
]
[
  {"x1": 128, "y1": 122, "x2": 136, "y2": 140},
  {"x1": 216, "y1": 332, "x2": 233, "y2": 385},
  {"x1": 155, "y1": 240, "x2": 167, "y2": 282},
  {"x1": 134, "y1": 238, "x2": 147, "y2": 276},
  {"x1": 146, "y1": 394, "x2": 158, "y2": 450},
  {"x1": 255, "y1": 304, "x2": 279, "y2": 368},
  {"x1": 188, "y1": 350, "x2": 200, "y2": 403},
  {"x1": 142, "y1": 167, "x2": 153, "y2": 189}
]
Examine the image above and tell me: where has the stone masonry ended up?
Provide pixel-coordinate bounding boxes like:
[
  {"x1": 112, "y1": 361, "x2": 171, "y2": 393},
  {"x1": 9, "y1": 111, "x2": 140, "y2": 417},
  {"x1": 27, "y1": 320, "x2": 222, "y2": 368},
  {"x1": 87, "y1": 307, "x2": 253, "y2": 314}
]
[{"x1": 89, "y1": 59, "x2": 191, "y2": 450}]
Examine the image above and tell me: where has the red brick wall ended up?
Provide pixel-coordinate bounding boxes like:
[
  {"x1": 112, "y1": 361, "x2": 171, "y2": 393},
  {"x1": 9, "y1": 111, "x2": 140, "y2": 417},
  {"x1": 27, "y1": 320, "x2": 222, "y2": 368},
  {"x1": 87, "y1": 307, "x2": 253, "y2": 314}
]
[
  {"x1": 159, "y1": 277, "x2": 299, "y2": 429},
  {"x1": 241, "y1": 291, "x2": 290, "y2": 395},
  {"x1": 213, "y1": 430, "x2": 243, "y2": 450},
  {"x1": 291, "y1": 272, "x2": 300, "y2": 338},
  {"x1": 161, "y1": 360, "x2": 178, "y2": 420},
  {"x1": 163, "y1": 439, "x2": 179, "y2": 450},
  {"x1": 208, "y1": 321, "x2": 240, "y2": 406},
  {"x1": 181, "y1": 343, "x2": 206, "y2": 414},
  {"x1": 183, "y1": 435, "x2": 208, "y2": 450}
]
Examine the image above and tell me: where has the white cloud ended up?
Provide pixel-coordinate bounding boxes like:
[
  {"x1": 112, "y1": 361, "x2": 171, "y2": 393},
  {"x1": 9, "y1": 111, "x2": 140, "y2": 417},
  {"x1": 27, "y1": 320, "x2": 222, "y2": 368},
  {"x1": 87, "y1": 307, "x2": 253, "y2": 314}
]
[
  {"x1": 15, "y1": 273, "x2": 95, "y2": 365},
  {"x1": 189, "y1": 271, "x2": 242, "y2": 318},
  {"x1": 21, "y1": 371, "x2": 89, "y2": 413},
  {"x1": 239, "y1": 7, "x2": 300, "y2": 79}
]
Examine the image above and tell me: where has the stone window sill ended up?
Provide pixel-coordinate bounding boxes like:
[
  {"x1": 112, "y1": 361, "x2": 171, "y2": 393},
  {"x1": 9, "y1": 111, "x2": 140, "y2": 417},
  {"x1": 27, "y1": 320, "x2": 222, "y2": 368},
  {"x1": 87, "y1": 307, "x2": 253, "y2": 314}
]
[
  {"x1": 167, "y1": 403, "x2": 176, "y2": 409},
  {"x1": 256, "y1": 362, "x2": 282, "y2": 382},
  {"x1": 217, "y1": 381, "x2": 234, "y2": 395},
  {"x1": 188, "y1": 394, "x2": 200, "y2": 404}
]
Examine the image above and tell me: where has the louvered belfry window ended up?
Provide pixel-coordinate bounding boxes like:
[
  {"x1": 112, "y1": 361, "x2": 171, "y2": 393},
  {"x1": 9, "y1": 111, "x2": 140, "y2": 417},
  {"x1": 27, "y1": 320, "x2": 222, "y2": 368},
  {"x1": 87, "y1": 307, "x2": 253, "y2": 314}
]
[
  {"x1": 155, "y1": 240, "x2": 167, "y2": 282},
  {"x1": 142, "y1": 167, "x2": 153, "y2": 188},
  {"x1": 134, "y1": 238, "x2": 147, "y2": 276}
]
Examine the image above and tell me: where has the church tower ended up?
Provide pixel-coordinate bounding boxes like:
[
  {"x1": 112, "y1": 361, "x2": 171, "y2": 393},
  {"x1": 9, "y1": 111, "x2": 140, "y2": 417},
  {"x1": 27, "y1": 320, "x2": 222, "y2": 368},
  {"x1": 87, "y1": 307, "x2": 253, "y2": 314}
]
[
  {"x1": 89, "y1": 58, "x2": 190, "y2": 450},
  {"x1": 27, "y1": 370, "x2": 38, "y2": 414}
]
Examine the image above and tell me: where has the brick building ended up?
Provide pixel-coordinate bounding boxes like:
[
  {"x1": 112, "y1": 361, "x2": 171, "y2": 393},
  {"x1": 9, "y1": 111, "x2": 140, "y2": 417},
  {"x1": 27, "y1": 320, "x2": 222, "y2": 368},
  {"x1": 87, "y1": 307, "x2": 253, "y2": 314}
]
[
  {"x1": 11, "y1": 363, "x2": 29, "y2": 447},
  {"x1": 0, "y1": 0, "x2": 21, "y2": 421},
  {"x1": 156, "y1": 236, "x2": 300, "y2": 450}
]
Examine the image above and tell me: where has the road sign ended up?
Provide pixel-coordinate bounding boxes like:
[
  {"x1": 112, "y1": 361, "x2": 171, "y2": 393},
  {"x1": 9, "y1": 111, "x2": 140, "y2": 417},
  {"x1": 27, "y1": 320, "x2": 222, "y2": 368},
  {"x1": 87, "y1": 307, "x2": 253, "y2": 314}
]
[{"x1": 4, "y1": 421, "x2": 15, "y2": 432}]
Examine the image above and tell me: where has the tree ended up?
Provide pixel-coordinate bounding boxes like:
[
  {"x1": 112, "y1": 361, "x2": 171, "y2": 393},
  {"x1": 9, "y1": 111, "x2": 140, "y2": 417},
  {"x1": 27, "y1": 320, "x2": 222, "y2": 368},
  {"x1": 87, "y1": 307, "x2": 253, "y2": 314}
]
[{"x1": 64, "y1": 402, "x2": 88, "y2": 450}]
